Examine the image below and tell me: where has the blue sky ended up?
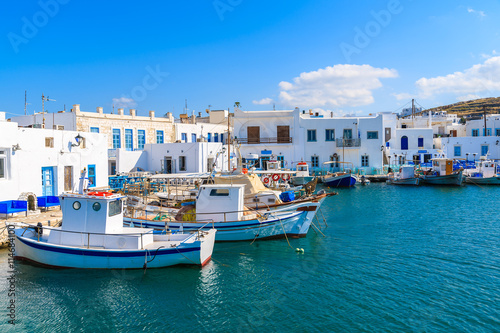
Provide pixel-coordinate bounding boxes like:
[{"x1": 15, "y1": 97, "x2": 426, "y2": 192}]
[{"x1": 1, "y1": 0, "x2": 500, "y2": 118}]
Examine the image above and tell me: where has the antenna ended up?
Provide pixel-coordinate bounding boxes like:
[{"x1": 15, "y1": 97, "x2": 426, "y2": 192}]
[
  {"x1": 184, "y1": 99, "x2": 188, "y2": 113},
  {"x1": 41, "y1": 94, "x2": 56, "y2": 127},
  {"x1": 24, "y1": 90, "x2": 27, "y2": 115}
]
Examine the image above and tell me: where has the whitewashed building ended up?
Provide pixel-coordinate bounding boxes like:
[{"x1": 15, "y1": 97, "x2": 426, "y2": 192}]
[
  {"x1": 0, "y1": 113, "x2": 108, "y2": 202},
  {"x1": 233, "y1": 107, "x2": 397, "y2": 174},
  {"x1": 113, "y1": 142, "x2": 230, "y2": 174}
]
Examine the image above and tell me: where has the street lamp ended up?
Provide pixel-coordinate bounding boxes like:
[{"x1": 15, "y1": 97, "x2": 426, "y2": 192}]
[{"x1": 71, "y1": 133, "x2": 84, "y2": 147}]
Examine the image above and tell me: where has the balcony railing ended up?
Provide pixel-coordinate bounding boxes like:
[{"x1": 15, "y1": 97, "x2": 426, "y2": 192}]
[
  {"x1": 336, "y1": 138, "x2": 361, "y2": 147},
  {"x1": 237, "y1": 137, "x2": 293, "y2": 144}
]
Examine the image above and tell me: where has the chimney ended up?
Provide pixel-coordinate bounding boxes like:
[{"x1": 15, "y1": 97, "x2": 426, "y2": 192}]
[
  {"x1": 166, "y1": 112, "x2": 174, "y2": 122},
  {"x1": 73, "y1": 104, "x2": 81, "y2": 113},
  {"x1": 118, "y1": 108, "x2": 124, "y2": 115},
  {"x1": 149, "y1": 110, "x2": 155, "y2": 118},
  {"x1": 96, "y1": 107, "x2": 103, "y2": 114},
  {"x1": 130, "y1": 109, "x2": 136, "y2": 117},
  {"x1": 198, "y1": 112, "x2": 202, "y2": 117}
]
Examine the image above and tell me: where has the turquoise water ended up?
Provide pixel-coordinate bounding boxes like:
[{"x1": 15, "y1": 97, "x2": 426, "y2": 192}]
[{"x1": 1, "y1": 184, "x2": 500, "y2": 332}]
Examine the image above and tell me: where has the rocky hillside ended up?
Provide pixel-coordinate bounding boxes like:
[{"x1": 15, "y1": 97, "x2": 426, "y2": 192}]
[{"x1": 425, "y1": 97, "x2": 500, "y2": 117}]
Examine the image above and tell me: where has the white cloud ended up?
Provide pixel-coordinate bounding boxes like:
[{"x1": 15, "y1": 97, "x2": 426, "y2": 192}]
[
  {"x1": 393, "y1": 92, "x2": 413, "y2": 101},
  {"x1": 252, "y1": 98, "x2": 274, "y2": 105},
  {"x1": 112, "y1": 97, "x2": 136, "y2": 108},
  {"x1": 277, "y1": 64, "x2": 398, "y2": 108},
  {"x1": 414, "y1": 56, "x2": 500, "y2": 99},
  {"x1": 467, "y1": 7, "x2": 486, "y2": 17},
  {"x1": 457, "y1": 94, "x2": 480, "y2": 101}
]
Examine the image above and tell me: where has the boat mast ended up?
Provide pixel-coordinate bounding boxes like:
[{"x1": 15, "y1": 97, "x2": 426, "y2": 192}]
[{"x1": 228, "y1": 109, "x2": 231, "y2": 172}]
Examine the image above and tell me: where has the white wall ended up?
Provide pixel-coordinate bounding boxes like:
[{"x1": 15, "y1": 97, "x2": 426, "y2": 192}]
[
  {"x1": 0, "y1": 120, "x2": 108, "y2": 201},
  {"x1": 465, "y1": 115, "x2": 500, "y2": 136},
  {"x1": 441, "y1": 136, "x2": 500, "y2": 160}
]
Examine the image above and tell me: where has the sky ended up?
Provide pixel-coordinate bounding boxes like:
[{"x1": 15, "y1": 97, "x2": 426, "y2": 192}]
[{"x1": 1, "y1": 0, "x2": 500, "y2": 118}]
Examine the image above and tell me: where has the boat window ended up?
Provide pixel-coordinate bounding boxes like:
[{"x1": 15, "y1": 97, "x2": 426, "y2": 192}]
[
  {"x1": 210, "y1": 189, "x2": 230, "y2": 196},
  {"x1": 73, "y1": 201, "x2": 81, "y2": 210},
  {"x1": 92, "y1": 202, "x2": 101, "y2": 211},
  {"x1": 109, "y1": 200, "x2": 122, "y2": 216}
]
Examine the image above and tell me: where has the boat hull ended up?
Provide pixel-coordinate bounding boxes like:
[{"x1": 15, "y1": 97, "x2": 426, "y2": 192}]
[
  {"x1": 420, "y1": 171, "x2": 463, "y2": 186},
  {"x1": 465, "y1": 175, "x2": 500, "y2": 185},
  {"x1": 125, "y1": 200, "x2": 326, "y2": 241},
  {"x1": 290, "y1": 176, "x2": 315, "y2": 186},
  {"x1": 386, "y1": 177, "x2": 420, "y2": 185},
  {"x1": 13, "y1": 228, "x2": 216, "y2": 269},
  {"x1": 323, "y1": 174, "x2": 356, "y2": 187}
]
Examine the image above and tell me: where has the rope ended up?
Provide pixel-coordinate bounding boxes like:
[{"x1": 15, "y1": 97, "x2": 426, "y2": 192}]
[{"x1": 277, "y1": 215, "x2": 292, "y2": 249}]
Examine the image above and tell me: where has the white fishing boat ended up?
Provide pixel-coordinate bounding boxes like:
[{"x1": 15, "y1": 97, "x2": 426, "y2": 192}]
[
  {"x1": 11, "y1": 191, "x2": 216, "y2": 269},
  {"x1": 290, "y1": 162, "x2": 315, "y2": 186},
  {"x1": 420, "y1": 158, "x2": 463, "y2": 186},
  {"x1": 386, "y1": 165, "x2": 420, "y2": 186},
  {"x1": 125, "y1": 184, "x2": 330, "y2": 242},
  {"x1": 465, "y1": 158, "x2": 500, "y2": 185}
]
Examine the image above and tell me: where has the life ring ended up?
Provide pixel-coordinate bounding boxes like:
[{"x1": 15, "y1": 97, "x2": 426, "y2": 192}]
[
  {"x1": 282, "y1": 174, "x2": 291, "y2": 181},
  {"x1": 263, "y1": 177, "x2": 270, "y2": 184},
  {"x1": 272, "y1": 174, "x2": 280, "y2": 181}
]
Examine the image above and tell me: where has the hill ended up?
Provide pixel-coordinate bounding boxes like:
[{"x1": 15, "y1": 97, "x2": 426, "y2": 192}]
[{"x1": 424, "y1": 97, "x2": 500, "y2": 118}]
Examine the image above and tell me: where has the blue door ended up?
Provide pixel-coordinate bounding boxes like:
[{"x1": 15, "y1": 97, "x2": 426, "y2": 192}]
[
  {"x1": 401, "y1": 136, "x2": 409, "y2": 150},
  {"x1": 42, "y1": 167, "x2": 54, "y2": 196},
  {"x1": 88, "y1": 165, "x2": 96, "y2": 188}
]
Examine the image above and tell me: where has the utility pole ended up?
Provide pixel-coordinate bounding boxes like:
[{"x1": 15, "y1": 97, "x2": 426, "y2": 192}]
[{"x1": 41, "y1": 94, "x2": 56, "y2": 128}]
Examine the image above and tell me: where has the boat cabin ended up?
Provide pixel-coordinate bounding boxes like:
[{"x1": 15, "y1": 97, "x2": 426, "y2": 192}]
[
  {"x1": 196, "y1": 184, "x2": 245, "y2": 222},
  {"x1": 399, "y1": 166, "x2": 415, "y2": 179},
  {"x1": 475, "y1": 159, "x2": 498, "y2": 178},
  {"x1": 296, "y1": 162, "x2": 309, "y2": 176},
  {"x1": 46, "y1": 192, "x2": 149, "y2": 249},
  {"x1": 431, "y1": 158, "x2": 454, "y2": 176}
]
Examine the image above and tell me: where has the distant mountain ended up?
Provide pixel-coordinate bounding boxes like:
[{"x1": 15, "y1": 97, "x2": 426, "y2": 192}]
[{"x1": 425, "y1": 97, "x2": 500, "y2": 118}]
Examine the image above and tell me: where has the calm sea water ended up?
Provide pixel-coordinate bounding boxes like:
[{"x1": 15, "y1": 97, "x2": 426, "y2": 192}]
[{"x1": 1, "y1": 183, "x2": 500, "y2": 332}]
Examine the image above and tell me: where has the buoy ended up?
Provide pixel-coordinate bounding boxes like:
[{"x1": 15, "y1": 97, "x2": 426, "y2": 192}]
[
  {"x1": 296, "y1": 248, "x2": 305, "y2": 253},
  {"x1": 272, "y1": 174, "x2": 280, "y2": 181}
]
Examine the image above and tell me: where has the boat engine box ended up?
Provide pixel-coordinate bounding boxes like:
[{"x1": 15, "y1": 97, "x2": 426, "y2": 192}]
[{"x1": 280, "y1": 191, "x2": 295, "y2": 202}]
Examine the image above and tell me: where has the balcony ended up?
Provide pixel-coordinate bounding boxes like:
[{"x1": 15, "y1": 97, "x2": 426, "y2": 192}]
[
  {"x1": 336, "y1": 138, "x2": 361, "y2": 147},
  {"x1": 237, "y1": 137, "x2": 293, "y2": 144}
]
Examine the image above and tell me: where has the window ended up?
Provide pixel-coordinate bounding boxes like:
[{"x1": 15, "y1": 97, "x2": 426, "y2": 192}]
[
  {"x1": 191, "y1": 133, "x2": 197, "y2": 143},
  {"x1": 45, "y1": 137, "x2": 54, "y2": 148},
  {"x1": 179, "y1": 156, "x2": 186, "y2": 171},
  {"x1": 181, "y1": 133, "x2": 187, "y2": 143},
  {"x1": 481, "y1": 145, "x2": 489, "y2": 156},
  {"x1": 113, "y1": 129, "x2": 121, "y2": 148},
  {"x1": 367, "y1": 131, "x2": 378, "y2": 139},
  {"x1": 125, "y1": 129, "x2": 133, "y2": 151},
  {"x1": 214, "y1": 133, "x2": 219, "y2": 142},
  {"x1": 220, "y1": 133, "x2": 224, "y2": 144},
  {"x1": 210, "y1": 189, "x2": 229, "y2": 196},
  {"x1": 418, "y1": 137, "x2": 424, "y2": 148},
  {"x1": 343, "y1": 129, "x2": 353, "y2": 139},
  {"x1": 472, "y1": 129, "x2": 479, "y2": 137},
  {"x1": 483, "y1": 128, "x2": 492, "y2": 136},
  {"x1": 277, "y1": 156, "x2": 284, "y2": 168},
  {"x1": 325, "y1": 129, "x2": 335, "y2": 141},
  {"x1": 138, "y1": 130, "x2": 145, "y2": 150},
  {"x1": 454, "y1": 146, "x2": 461, "y2": 157},
  {"x1": 90, "y1": 127, "x2": 99, "y2": 133},
  {"x1": 207, "y1": 133, "x2": 212, "y2": 142},
  {"x1": 88, "y1": 164, "x2": 96, "y2": 188},
  {"x1": 156, "y1": 130, "x2": 164, "y2": 144},
  {"x1": 109, "y1": 200, "x2": 122, "y2": 217},
  {"x1": 496, "y1": 128, "x2": 500, "y2": 136},
  {"x1": 0, "y1": 150, "x2": 6, "y2": 179},
  {"x1": 361, "y1": 155, "x2": 369, "y2": 167},
  {"x1": 307, "y1": 130, "x2": 317, "y2": 142},
  {"x1": 311, "y1": 156, "x2": 319, "y2": 168}
]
